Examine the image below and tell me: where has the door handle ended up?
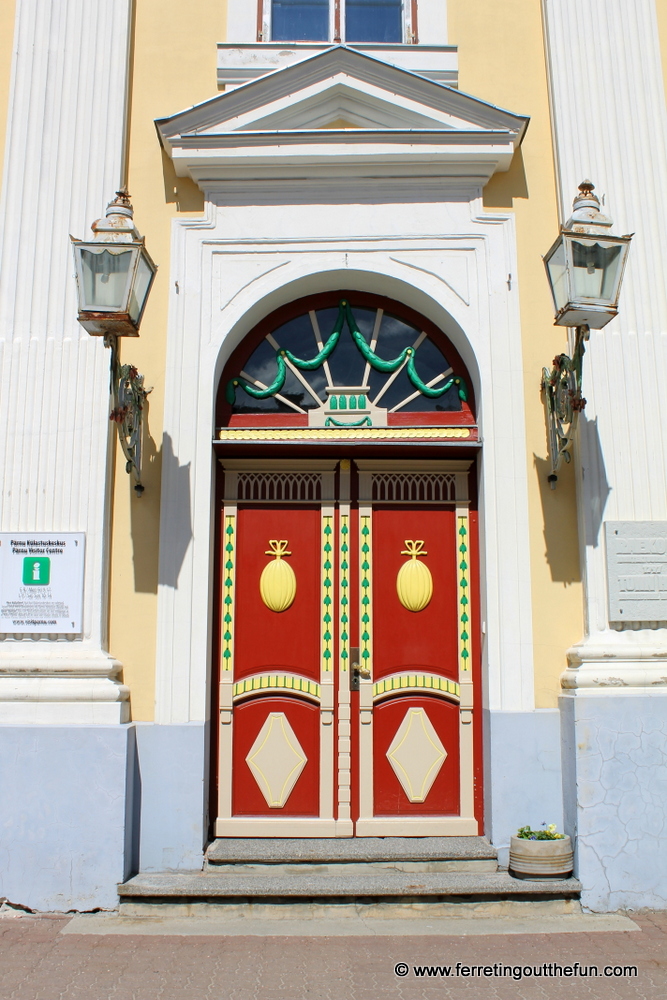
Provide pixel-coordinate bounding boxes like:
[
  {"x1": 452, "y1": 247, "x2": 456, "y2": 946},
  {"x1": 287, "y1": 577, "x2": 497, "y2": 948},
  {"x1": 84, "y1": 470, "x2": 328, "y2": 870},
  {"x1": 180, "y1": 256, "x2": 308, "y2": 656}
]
[{"x1": 349, "y1": 647, "x2": 371, "y2": 691}]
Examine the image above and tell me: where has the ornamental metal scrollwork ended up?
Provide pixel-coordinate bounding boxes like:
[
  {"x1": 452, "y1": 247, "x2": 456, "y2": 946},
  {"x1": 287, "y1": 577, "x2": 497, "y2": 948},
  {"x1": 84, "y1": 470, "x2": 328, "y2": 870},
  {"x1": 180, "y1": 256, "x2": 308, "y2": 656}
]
[
  {"x1": 541, "y1": 324, "x2": 589, "y2": 488},
  {"x1": 105, "y1": 334, "x2": 151, "y2": 496}
]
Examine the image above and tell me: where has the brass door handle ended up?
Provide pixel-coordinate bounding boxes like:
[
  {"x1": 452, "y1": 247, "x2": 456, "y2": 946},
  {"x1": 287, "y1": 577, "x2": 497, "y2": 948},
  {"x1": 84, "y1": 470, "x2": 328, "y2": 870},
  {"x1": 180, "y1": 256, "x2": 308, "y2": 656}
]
[{"x1": 350, "y1": 647, "x2": 371, "y2": 690}]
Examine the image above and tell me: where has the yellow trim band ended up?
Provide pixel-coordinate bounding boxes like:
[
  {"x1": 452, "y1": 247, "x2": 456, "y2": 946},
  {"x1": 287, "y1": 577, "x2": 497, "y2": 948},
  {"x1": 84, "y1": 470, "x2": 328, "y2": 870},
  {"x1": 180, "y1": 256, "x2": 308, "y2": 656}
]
[
  {"x1": 218, "y1": 427, "x2": 472, "y2": 441},
  {"x1": 233, "y1": 674, "x2": 321, "y2": 702}
]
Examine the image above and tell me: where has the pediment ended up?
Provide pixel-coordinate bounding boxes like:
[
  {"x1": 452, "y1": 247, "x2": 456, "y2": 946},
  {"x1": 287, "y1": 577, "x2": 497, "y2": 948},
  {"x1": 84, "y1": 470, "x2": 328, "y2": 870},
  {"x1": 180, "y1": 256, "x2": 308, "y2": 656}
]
[{"x1": 157, "y1": 46, "x2": 528, "y2": 186}]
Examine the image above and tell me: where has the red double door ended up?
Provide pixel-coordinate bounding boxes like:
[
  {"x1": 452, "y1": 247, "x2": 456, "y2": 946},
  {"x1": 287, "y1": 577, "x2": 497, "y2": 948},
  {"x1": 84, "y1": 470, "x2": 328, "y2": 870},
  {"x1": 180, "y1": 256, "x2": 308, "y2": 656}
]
[{"x1": 215, "y1": 460, "x2": 480, "y2": 837}]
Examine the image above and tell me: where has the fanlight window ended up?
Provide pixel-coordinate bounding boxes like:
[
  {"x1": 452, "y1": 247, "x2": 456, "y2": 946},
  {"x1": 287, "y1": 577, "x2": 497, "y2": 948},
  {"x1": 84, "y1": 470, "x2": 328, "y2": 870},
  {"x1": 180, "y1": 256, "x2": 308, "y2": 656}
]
[{"x1": 224, "y1": 299, "x2": 469, "y2": 429}]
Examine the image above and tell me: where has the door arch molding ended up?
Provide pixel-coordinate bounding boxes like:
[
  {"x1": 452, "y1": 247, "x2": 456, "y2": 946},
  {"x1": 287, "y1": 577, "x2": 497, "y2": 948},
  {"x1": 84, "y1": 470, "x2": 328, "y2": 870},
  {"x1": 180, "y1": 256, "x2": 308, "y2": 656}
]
[
  {"x1": 215, "y1": 290, "x2": 477, "y2": 430},
  {"x1": 155, "y1": 240, "x2": 535, "y2": 808},
  {"x1": 208, "y1": 264, "x2": 483, "y2": 421}
]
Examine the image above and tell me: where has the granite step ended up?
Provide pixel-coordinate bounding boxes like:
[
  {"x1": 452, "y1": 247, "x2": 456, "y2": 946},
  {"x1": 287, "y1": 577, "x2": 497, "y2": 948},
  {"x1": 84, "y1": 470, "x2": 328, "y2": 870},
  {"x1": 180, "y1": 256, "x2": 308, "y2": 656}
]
[
  {"x1": 205, "y1": 836, "x2": 498, "y2": 874},
  {"x1": 119, "y1": 838, "x2": 581, "y2": 916},
  {"x1": 118, "y1": 870, "x2": 582, "y2": 913}
]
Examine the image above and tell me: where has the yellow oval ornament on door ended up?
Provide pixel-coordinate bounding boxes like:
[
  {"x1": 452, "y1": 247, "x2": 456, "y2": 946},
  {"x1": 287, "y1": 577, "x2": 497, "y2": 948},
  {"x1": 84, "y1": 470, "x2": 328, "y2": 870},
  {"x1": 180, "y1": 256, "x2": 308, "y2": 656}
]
[
  {"x1": 396, "y1": 540, "x2": 433, "y2": 613},
  {"x1": 260, "y1": 539, "x2": 296, "y2": 613}
]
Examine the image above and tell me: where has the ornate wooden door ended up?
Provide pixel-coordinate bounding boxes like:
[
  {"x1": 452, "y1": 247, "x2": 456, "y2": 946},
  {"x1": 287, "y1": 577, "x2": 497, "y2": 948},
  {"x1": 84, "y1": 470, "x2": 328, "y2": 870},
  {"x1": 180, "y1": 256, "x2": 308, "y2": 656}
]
[{"x1": 215, "y1": 459, "x2": 478, "y2": 837}]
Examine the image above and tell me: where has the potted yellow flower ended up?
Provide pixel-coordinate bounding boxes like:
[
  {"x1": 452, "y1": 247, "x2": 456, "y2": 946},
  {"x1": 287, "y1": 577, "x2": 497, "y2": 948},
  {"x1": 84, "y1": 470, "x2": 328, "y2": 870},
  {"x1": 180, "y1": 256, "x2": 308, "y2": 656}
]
[{"x1": 509, "y1": 824, "x2": 573, "y2": 880}]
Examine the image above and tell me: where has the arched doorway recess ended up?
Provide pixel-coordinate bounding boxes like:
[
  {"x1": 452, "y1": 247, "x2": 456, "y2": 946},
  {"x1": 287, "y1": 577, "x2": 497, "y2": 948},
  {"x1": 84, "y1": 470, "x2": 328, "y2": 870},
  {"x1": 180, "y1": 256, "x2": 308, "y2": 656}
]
[{"x1": 213, "y1": 292, "x2": 482, "y2": 837}]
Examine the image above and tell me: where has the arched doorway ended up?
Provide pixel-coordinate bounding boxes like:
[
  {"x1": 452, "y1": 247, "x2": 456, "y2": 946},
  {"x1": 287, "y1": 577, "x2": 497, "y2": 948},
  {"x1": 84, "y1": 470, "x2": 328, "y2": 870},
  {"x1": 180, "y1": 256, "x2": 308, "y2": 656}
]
[{"x1": 212, "y1": 292, "x2": 482, "y2": 837}]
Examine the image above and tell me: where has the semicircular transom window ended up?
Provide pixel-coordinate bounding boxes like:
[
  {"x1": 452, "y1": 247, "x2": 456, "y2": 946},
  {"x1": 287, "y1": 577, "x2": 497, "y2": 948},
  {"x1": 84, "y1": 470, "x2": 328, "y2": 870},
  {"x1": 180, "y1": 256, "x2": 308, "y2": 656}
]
[{"x1": 221, "y1": 295, "x2": 474, "y2": 429}]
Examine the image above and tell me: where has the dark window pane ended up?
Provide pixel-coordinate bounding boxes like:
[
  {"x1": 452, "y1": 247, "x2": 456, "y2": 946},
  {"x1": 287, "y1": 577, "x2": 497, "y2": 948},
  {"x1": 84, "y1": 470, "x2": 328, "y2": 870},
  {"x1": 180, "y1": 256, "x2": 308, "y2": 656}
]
[
  {"x1": 239, "y1": 335, "x2": 321, "y2": 411},
  {"x1": 317, "y1": 307, "x2": 367, "y2": 387},
  {"x1": 272, "y1": 0, "x2": 329, "y2": 40},
  {"x1": 272, "y1": 313, "x2": 328, "y2": 403},
  {"x1": 346, "y1": 0, "x2": 402, "y2": 43}
]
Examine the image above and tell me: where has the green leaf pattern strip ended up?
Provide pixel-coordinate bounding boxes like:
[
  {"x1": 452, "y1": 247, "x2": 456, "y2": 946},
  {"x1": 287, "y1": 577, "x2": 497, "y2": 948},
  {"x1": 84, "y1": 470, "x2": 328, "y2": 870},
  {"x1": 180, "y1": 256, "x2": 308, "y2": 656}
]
[
  {"x1": 458, "y1": 516, "x2": 471, "y2": 672},
  {"x1": 339, "y1": 513, "x2": 349, "y2": 672},
  {"x1": 222, "y1": 515, "x2": 235, "y2": 671},
  {"x1": 360, "y1": 515, "x2": 372, "y2": 673},
  {"x1": 322, "y1": 515, "x2": 333, "y2": 672}
]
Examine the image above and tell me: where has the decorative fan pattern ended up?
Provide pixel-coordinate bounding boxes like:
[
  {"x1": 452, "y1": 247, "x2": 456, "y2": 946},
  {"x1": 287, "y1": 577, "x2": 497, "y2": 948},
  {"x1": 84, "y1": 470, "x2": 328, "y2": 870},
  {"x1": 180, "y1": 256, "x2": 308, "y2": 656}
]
[{"x1": 226, "y1": 300, "x2": 468, "y2": 426}]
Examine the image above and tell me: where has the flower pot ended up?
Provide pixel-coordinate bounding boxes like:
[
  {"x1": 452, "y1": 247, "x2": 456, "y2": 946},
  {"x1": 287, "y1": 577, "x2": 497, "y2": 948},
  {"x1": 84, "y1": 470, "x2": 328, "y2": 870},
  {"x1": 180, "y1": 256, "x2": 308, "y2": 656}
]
[{"x1": 509, "y1": 835, "x2": 573, "y2": 880}]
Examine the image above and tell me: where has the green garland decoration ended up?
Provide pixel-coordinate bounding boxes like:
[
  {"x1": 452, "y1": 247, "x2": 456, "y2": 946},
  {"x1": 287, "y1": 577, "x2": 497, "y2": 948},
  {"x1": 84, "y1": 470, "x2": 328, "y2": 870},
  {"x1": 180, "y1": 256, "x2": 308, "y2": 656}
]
[
  {"x1": 225, "y1": 351, "x2": 287, "y2": 403},
  {"x1": 406, "y1": 354, "x2": 468, "y2": 401},
  {"x1": 344, "y1": 302, "x2": 468, "y2": 402},
  {"x1": 284, "y1": 305, "x2": 345, "y2": 370},
  {"x1": 226, "y1": 299, "x2": 468, "y2": 405},
  {"x1": 225, "y1": 302, "x2": 346, "y2": 403},
  {"x1": 344, "y1": 302, "x2": 412, "y2": 374}
]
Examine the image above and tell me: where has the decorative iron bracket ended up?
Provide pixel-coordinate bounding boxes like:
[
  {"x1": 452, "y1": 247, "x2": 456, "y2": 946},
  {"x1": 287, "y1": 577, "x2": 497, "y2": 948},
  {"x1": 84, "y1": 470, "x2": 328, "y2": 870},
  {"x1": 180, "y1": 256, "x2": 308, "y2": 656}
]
[
  {"x1": 104, "y1": 334, "x2": 151, "y2": 496},
  {"x1": 541, "y1": 324, "x2": 589, "y2": 488}
]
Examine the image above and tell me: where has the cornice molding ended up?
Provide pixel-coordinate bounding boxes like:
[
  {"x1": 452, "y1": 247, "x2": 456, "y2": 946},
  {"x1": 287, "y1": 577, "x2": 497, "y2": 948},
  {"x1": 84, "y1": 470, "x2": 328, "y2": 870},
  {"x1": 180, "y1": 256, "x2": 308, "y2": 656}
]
[{"x1": 157, "y1": 46, "x2": 528, "y2": 187}]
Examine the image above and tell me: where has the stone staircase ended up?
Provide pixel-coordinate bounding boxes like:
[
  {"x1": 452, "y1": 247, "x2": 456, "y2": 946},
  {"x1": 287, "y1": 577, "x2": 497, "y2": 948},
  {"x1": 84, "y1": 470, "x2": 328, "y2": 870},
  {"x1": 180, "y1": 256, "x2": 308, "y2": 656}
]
[{"x1": 119, "y1": 838, "x2": 581, "y2": 917}]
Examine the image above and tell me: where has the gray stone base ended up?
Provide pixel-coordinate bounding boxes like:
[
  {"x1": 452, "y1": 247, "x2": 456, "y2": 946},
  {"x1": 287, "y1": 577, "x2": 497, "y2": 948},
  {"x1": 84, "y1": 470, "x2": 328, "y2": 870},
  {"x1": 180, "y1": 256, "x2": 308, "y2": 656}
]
[
  {"x1": 484, "y1": 709, "x2": 564, "y2": 867},
  {"x1": 0, "y1": 725, "x2": 135, "y2": 911},
  {"x1": 561, "y1": 692, "x2": 667, "y2": 912},
  {"x1": 0, "y1": 722, "x2": 207, "y2": 912}
]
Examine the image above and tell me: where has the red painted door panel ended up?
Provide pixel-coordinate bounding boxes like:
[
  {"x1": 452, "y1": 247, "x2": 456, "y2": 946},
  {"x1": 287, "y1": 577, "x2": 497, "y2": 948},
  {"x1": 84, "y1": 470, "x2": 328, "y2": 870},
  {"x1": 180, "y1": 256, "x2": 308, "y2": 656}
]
[
  {"x1": 234, "y1": 506, "x2": 321, "y2": 681},
  {"x1": 372, "y1": 507, "x2": 458, "y2": 682},
  {"x1": 232, "y1": 505, "x2": 322, "y2": 818},
  {"x1": 232, "y1": 696, "x2": 320, "y2": 816},
  {"x1": 219, "y1": 483, "x2": 475, "y2": 833},
  {"x1": 373, "y1": 696, "x2": 460, "y2": 815},
  {"x1": 369, "y1": 506, "x2": 461, "y2": 819}
]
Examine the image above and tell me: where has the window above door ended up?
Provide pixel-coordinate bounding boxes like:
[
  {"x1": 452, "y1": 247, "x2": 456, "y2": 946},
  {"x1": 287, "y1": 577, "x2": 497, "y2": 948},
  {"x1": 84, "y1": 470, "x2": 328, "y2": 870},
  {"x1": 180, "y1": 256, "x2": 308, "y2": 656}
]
[
  {"x1": 217, "y1": 293, "x2": 477, "y2": 439},
  {"x1": 263, "y1": 0, "x2": 415, "y2": 44}
]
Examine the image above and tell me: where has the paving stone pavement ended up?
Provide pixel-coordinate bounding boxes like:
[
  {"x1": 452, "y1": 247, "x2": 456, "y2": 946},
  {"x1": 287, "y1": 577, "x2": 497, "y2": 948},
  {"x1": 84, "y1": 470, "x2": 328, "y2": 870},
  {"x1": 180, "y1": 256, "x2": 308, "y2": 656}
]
[{"x1": 0, "y1": 910, "x2": 666, "y2": 1000}]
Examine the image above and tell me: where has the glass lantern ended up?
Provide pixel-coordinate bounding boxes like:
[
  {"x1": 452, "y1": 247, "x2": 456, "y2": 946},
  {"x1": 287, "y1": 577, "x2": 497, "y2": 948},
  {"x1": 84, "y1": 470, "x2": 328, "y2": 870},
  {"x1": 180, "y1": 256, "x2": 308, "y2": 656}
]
[
  {"x1": 72, "y1": 239, "x2": 157, "y2": 336},
  {"x1": 543, "y1": 230, "x2": 631, "y2": 329}
]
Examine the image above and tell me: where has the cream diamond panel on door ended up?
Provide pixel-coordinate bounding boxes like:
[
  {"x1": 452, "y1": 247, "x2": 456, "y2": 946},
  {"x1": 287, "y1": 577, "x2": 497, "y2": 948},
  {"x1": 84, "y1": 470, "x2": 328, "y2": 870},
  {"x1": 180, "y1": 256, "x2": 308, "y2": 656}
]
[
  {"x1": 386, "y1": 707, "x2": 447, "y2": 803},
  {"x1": 246, "y1": 712, "x2": 308, "y2": 808}
]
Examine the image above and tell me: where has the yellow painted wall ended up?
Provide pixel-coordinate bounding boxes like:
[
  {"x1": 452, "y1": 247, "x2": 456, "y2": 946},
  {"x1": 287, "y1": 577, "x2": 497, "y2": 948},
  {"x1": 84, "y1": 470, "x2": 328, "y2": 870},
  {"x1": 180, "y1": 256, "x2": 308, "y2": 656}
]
[
  {"x1": 0, "y1": 0, "x2": 16, "y2": 189},
  {"x1": 448, "y1": 0, "x2": 583, "y2": 707},
  {"x1": 110, "y1": 0, "x2": 583, "y2": 715},
  {"x1": 657, "y1": 0, "x2": 667, "y2": 100},
  {"x1": 108, "y1": 0, "x2": 225, "y2": 720}
]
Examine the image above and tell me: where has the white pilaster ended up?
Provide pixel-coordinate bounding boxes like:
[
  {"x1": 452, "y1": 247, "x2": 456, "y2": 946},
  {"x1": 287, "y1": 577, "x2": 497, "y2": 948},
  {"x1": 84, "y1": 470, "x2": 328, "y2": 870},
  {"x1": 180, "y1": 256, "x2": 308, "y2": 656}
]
[
  {"x1": 0, "y1": 0, "x2": 132, "y2": 721},
  {"x1": 543, "y1": 0, "x2": 667, "y2": 688}
]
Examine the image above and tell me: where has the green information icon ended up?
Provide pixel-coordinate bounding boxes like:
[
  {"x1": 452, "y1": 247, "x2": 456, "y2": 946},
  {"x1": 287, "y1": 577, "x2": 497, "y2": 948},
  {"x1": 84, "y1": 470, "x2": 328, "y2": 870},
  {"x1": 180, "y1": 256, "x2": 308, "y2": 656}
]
[{"x1": 23, "y1": 557, "x2": 50, "y2": 586}]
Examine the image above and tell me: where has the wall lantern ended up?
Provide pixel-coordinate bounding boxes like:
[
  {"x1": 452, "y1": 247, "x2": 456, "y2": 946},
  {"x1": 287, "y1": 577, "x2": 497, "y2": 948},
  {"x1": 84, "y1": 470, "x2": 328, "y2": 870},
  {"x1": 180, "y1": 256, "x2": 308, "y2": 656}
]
[
  {"x1": 71, "y1": 190, "x2": 156, "y2": 494},
  {"x1": 72, "y1": 189, "x2": 156, "y2": 337},
  {"x1": 541, "y1": 181, "x2": 632, "y2": 486}
]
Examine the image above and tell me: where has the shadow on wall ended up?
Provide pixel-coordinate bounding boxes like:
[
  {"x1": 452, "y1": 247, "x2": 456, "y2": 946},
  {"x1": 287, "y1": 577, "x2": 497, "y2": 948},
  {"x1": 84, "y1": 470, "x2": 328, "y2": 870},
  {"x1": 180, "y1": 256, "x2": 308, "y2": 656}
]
[
  {"x1": 128, "y1": 397, "x2": 160, "y2": 594},
  {"x1": 578, "y1": 414, "x2": 611, "y2": 548},
  {"x1": 534, "y1": 453, "x2": 581, "y2": 585},
  {"x1": 533, "y1": 415, "x2": 610, "y2": 579},
  {"x1": 482, "y1": 148, "x2": 529, "y2": 208},
  {"x1": 161, "y1": 148, "x2": 204, "y2": 213},
  {"x1": 128, "y1": 428, "x2": 192, "y2": 592},
  {"x1": 156, "y1": 433, "x2": 192, "y2": 589}
]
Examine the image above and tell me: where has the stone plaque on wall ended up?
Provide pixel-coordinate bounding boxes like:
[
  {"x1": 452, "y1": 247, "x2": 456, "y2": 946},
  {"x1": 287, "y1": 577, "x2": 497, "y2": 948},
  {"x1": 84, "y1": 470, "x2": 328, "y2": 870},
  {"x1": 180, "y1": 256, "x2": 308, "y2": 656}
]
[{"x1": 605, "y1": 522, "x2": 667, "y2": 623}]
